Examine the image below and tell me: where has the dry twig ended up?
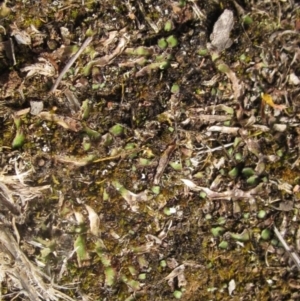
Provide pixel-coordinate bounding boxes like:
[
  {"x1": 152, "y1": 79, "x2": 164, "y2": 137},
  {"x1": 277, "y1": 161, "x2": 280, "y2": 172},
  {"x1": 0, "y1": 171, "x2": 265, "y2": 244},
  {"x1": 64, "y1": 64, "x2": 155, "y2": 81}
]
[{"x1": 50, "y1": 36, "x2": 93, "y2": 92}]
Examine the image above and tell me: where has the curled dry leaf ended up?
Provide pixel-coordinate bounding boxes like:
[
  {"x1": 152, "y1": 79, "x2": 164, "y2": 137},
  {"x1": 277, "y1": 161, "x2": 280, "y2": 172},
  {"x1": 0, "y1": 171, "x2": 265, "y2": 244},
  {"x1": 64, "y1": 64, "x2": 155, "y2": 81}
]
[
  {"x1": 55, "y1": 154, "x2": 97, "y2": 166},
  {"x1": 153, "y1": 142, "x2": 176, "y2": 185},
  {"x1": 89, "y1": 36, "x2": 129, "y2": 68},
  {"x1": 112, "y1": 181, "x2": 148, "y2": 212},
  {"x1": 85, "y1": 204, "x2": 100, "y2": 236},
  {"x1": 217, "y1": 62, "x2": 244, "y2": 100},
  {"x1": 163, "y1": 264, "x2": 185, "y2": 282},
  {"x1": 10, "y1": 24, "x2": 31, "y2": 45},
  {"x1": 74, "y1": 211, "x2": 85, "y2": 224},
  {"x1": 38, "y1": 112, "x2": 82, "y2": 132},
  {"x1": 21, "y1": 57, "x2": 56, "y2": 77},
  {"x1": 181, "y1": 179, "x2": 265, "y2": 200}
]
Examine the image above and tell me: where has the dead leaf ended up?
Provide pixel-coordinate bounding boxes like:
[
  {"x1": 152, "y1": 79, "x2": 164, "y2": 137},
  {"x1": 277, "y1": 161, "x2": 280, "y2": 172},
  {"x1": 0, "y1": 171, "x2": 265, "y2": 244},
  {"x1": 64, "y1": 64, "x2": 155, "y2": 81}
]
[
  {"x1": 112, "y1": 181, "x2": 148, "y2": 212},
  {"x1": 153, "y1": 142, "x2": 176, "y2": 185},
  {"x1": 85, "y1": 205, "x2": 100, "y2": 236},
  {"x1": 163, "y1": 264, "x2": 185, "y2": 281},
  {"x1": 181, "y1": 179, "x2": 265, "y2": 200},
  {"x1": 21, "y1": 57, "x2": 56, "y2": 77},
  {"x1": 90, "y1": 36, "x2": 129, "y2": 67},
  {"x1": 261, "y1": 93, "x2": 287, "y2": 111},
  {"x1": 10, "y1": 23, "x2": 31, "y2": 45},
  {"x1": 55, "y1": 154, "x2": 97, "y2": 166},
  {"x1": 228, "y1": 279, "x2": 236, "y2": 295},
  {"x1": 38, "y1": 112, "x2": 82, "y2": 132}
]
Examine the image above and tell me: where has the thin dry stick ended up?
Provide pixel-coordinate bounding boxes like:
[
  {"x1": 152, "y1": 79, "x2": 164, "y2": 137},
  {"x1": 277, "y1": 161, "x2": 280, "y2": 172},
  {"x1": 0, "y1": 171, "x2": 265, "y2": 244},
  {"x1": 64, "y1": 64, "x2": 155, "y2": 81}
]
[
  {"x1": 50, "y1": 36, "x2": 93, "y2": 92},
  {"x1": 274, "y1": 226, "x2": 300, "y2": 270}
]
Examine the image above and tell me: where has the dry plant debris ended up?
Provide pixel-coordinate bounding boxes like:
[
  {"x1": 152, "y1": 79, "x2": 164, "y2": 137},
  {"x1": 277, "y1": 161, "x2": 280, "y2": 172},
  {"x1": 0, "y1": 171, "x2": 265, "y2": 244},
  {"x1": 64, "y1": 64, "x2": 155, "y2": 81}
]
[{"x1": 0, "y1": 0, "x2": 300, "y2": 300}]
